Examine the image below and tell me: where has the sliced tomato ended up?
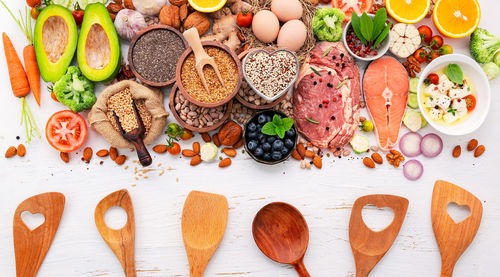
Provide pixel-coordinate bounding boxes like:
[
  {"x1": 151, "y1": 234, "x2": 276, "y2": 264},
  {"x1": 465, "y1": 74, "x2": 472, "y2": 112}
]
[
  {"x1": 333, "y1": 0, "x2": 374, "y2": 21},
  {"x1": 46, "y1": 110, "x2": 88, "y2": 153},
  {"x1": 463, "y1": 95, "x2": 476, "y2": 112}
]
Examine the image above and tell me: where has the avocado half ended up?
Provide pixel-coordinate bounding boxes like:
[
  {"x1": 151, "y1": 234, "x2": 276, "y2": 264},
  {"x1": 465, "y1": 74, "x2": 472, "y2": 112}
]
[
  {"x1": 34, "y1": 5, "x2": 78, "y2": 83},
  {"x1": 77, "y1": 3, "x2": 121, "y2": 82}
]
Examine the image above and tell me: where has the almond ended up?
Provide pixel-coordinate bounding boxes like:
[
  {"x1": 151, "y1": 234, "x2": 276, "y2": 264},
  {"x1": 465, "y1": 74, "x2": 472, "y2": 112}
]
[
  {"x1": 363, "y1": 157, "x2": 375, "y2": 168},
  {"x1": 110, "y1": 147, "x2": 118, "y2": 160},
  {"x1": 312, "y1": 155, "x2": 322, "y2": 169},
  {"x1": 193, "y1": 142, "x2": 200, "y2": 154},
  {"x1": 213, "y1": 133, "x2": 221, "y2": 147},
  {"x1": 153, "y1": 145, "x2": 168, "y2": 154},
  {"x1": 96, "y1": 149, "x2": 109, "y2": 157},
  {"x1": 296, "y1": 144, "x2": 306, "y2": 156},
  {"x1": 467, "y1": 139, "x2": 478, "y2": 151},
  {"x1": 17, "y1": 144, "x2": 26, "y2": 157},
  {"x1": 169, "y1": 0, "x2": 187, "y2": 6},
  {"x1": 182, "y1": 149, "x2": 196, "y2": 157},
  {"x1": 223, "y1": 148, "x2": 237, "y2": 157},
  {"x1": 107, "y1": 3, "x2": 124, "y2": 13},
  {"x1": 233, "y1": 137, "x2": 244, "y2": 149},
  {"x1": 452, "y1": 145, "x2": 461, "y2": 158},
  {"x1": 219, "y1": 158, "x2": 232, "y2": 168},
  {"x1": 305, "y1": 150, "x2": 315, "y2": 158},
  {"x1": 190, "y1": 155, "x2": 202, "y2": 166},
  {"x1": 201, "y1": 133, "x2": 211, "y2": 143},
  {"x1": 474, "y1": 145, "x2": 485, "y2": 157},
  {"x1": 83, "y1": 147, "x2": 92, "y2": 163},
  {"x1": 113, "y1": 0, "x2": 123, "y2": 4},
  {"x1": 291, "y1": 149, "x2": 302, "y2": 160},
  {"x1": 5, "y1": 146, "x2": 16, "y2": 158},
  {"x1": 115, "y1": 155, "x2": 127, "y2": 165},
  {"x1": 371, "y1": 152, "x2": 383, "y2": 164},
  {"x1": 60, "y1": 152, "x2": 69, "y2": 163}
]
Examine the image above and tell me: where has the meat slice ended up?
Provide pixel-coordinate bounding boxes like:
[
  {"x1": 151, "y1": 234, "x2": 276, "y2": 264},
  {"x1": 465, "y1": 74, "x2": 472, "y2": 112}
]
[{"x1": 363, "y1": 56, "x2": 409, "y2": 151}]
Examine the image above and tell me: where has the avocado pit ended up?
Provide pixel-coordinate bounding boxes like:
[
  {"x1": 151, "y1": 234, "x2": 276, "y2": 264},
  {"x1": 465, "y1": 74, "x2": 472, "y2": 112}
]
[
  {"x1": 85, "y1": 23, "x2": 111, "y2": 70},
  {"x1": 42, "y1": 16, "x2": 69, "y2": 64}
]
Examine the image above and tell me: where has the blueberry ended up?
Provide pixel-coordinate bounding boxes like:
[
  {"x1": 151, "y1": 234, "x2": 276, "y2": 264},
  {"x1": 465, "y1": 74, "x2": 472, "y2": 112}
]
[
  {"x1": 271, "y1": 151, "x2": 283, "y2": 161},
  {"x1": 247, "y1": 140, "x2": 258, "y2": 151},
  {"x1": 257, "y1": 114, "x2": 267, "y2": 124},
  {"x1": 263, "y1": 153, "x2": 272, "y2": 161},
  {"x1": 257, "y1": 124, "x2": 262, "y2": 132},
  {"x1": 267, "y1": 136, "x2": 277, "y2": 144},
  {"x1": 285, "y1": 128, "x2": 295, "y2": 138},
  {"x1": 247, "y1": 122, "x2": 257, "y2": 132},
  {"x1": 281, "y1": 148, "x2": 289, "y2": 155},
  {"x1": 247, "y1": 131, "x2": 258, "y2": 140},
  {"x1": 272, "y1": 140, "x2": 284, "y2": 151},
  {"x1": 266, "y1": 115, "x2": 272, "y2": 122},
  {"x1": 262, "y1": 142, "x2": 272, "y2": 152},
  {"x1": 254, "y1": 147, "x2": 264, "y2": 157},
  {"x1": 257, "y1": 133, "x2": 266, "y2": 141},
  {"x1": 284, "y1": 138, "x2": 294, "y2": 149}
]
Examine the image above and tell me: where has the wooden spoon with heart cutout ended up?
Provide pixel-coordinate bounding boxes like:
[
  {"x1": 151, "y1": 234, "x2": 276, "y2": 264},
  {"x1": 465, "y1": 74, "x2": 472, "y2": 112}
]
[
  {"x1": 95, "y1": 189, "x2": 136, "y2": 277},
  {"x1": 182, "y1": 191, "x2": 228, "y2": 277},
  {"x1": 432, "y1": 180, "x2": 483, "y2": 277},
  {"x1": 349, "y1": 194, "x2": 409, "y2": 277},
  {"x1": 13, "y1": 192, "x2": 65, "y2": 277}
]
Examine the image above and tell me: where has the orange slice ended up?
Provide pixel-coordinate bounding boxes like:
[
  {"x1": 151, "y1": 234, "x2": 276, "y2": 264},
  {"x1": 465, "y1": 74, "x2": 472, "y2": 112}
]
[
  {"x1": 386, "y1": 0, "x2": 431, "y2": 24},
  {"x1": 188, "y1": 0, "x2": 227, "y2": 13},
  {"x1": 433, "y1": 0, "x2": 481, "y2": 38}
]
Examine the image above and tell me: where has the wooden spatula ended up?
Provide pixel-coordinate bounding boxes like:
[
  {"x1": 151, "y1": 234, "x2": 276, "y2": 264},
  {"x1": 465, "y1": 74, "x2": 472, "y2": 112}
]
[
  {"x1": 13, "y1": 192, "x2": 65, "y2": 277},
  {"x1": 95, "y1": 189, "x2": 136, "y2": 277},
  {"x1": 349, "y1": 194, "x2": 409, "y2": 277},
  {"x1": 182, "y1": 190, "x2": 228, "y2": 277},
  {"x1": 183, "y1": 28, "x2": 225, "y2": 93},
  {"x1": 432, "y1": 180, "x2": 483, "y2": 277}
]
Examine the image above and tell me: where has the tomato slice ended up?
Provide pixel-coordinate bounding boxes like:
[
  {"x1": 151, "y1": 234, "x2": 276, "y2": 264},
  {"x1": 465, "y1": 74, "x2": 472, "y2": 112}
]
[
  {"x1": 46, "y1": 110, "x2": 88, "y2": 153},
  {"x1": 333, "y1": 0, "x2": 374, "y2": 21},
  {"x1": 463, "y1": 95, "x2": 476, "y2": 112}
]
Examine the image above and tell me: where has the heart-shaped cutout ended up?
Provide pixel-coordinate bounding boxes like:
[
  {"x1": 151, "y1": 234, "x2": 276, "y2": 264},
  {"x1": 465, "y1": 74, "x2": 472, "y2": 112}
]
[
  {"x1": 243, "y1": 49, "x2": 299, "y2": 101},
  {"x1": 21, "y1": 211, "x2": 45, "y2": 231},
  {"x1": 447, "y1": 202, "x2": 471, "y2": 224},
  {"x1": 362, "y1": 205, "x2": 395, "y2": 232}
]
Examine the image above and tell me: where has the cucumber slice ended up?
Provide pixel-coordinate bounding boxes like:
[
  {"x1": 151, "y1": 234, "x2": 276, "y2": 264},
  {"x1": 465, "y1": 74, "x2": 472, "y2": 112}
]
[
  {"x1": 350, "y1": 134, "x2": 370, "y2": 154},
  {"x1": 407, "y1": 93, "x2": 419, "y2": 109},
  {"x1": 421, "y1": 112, "x2": 428, "y2": 128},
  {"x1": 409, "y1": 77, "x2": 419, "y2": 93},
  {"x1": 200, "y1": 142, "x2": 218, "y2": 162},
  {"x1": 403, "y1": 110, "x2": 423, "y2": 132}
]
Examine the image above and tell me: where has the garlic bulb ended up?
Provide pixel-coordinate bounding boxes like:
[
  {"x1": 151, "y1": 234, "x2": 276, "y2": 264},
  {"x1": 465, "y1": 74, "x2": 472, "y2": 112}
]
[
  {"x1": 132, "y1": 0, "x2": 167, "y2": 16},
  {"x1": 114, "y1": 9, "x2": 147, "y2": 41}
]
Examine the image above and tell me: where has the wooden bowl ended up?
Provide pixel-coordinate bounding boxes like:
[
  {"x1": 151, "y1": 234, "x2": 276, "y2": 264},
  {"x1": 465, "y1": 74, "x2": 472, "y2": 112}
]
[
  {"x1": 175, "y1": 41, "x2": 242, "y2": 108},
  {"x1": 169, "y1": 83, "x2": 233, "y2": 133},
  {"x1": 236, "y1": 48, "x2": 289, "y2": 110},
  {"x1": 128, "y1": 25, "x2": 188, "y2": 87}
]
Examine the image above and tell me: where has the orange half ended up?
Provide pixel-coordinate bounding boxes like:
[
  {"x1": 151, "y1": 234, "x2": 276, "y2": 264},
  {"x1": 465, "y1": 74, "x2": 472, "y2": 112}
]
[
  {"x1": 386, "y1": 0, "x2": 431, "y2": 24},
  {"x1": 433, "y1": 0, "x2": 481, "y2": 38}
]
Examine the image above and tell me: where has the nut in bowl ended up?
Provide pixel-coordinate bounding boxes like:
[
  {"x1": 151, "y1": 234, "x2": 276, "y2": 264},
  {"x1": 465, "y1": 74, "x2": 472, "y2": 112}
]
[
  {"x1": 242, "y1": 49, "x2": 299, "y2": 102},
  {"x1": 417, "y1": 54, "x2": 491, "y2": 136}
]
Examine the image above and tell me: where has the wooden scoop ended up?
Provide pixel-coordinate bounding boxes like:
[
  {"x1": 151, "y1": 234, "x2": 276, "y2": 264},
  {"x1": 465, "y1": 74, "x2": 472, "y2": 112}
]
[
  {"x1": 183, "y1": 27, "x2": 225, "y2": 93},
  {"x1": 432, "y1": 180, "x2": 483, "y2": 277},
  {"x1": 95, "y1": 189, "x2": 136, "y2": 277},
  {"x1": 182, "y1": 191, "x2": 228, "y2": 277},
  {"x1": 13, "y1": 192, "x2": 65, "y2": 277},
  {"x1": 252, "y1": 202, "x2": 311, "y2": 277},
  {"x1": 349, "y1": 195, "x2": 409, "y2": 277}
]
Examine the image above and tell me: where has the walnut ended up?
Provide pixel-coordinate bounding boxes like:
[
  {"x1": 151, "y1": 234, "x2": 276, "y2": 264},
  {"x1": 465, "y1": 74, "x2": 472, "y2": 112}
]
[
  {"x1": 107, "y1": 3, "x2": 124, "y2": 13},
  {"x1": 169, "y1": 0, "x2": 188, "y2": 6},
  {"x1": 159, "y1": 5, "x2": 180, "y2": 29},
  {"x1": 124, "y1": 0, "x2": 135, "y2": 10},
  {"x1": 184, "y1": 11, "x2": 211, "y2": 36},
  {"x1": 403, "y1": 56, "x2": 421, "y2": 78}
]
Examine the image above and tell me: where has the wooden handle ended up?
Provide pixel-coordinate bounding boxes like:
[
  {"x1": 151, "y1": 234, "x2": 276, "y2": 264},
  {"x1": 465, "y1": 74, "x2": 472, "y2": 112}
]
[
  {"x1": 95, "y1": 190, "x2": 136, "y2": 277},
  {"x1": 293, "y1": 259, "x2": 310, "y2": 277},
  {"x1": 184, "y1": 28, "x2": 208, "y2": 62},
  {"x1": 131, "y1": 138, "x2": 152, "y2": 167}
]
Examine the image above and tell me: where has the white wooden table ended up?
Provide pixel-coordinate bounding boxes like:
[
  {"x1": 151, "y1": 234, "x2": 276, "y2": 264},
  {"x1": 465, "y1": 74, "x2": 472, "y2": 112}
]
[{"x1": 0, "y1": 1, "x2": 499, "y2": 276}]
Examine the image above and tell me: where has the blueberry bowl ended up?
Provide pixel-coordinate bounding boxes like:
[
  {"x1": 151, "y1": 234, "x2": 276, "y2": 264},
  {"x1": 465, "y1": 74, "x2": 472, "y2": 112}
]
[{"x1": 243, "y1": 110, "x2": 298, "y2": 165}]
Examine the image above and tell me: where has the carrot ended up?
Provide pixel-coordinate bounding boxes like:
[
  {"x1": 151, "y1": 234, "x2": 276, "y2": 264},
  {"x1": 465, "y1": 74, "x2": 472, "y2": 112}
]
[
  {"x1": 2, "y1": 33, "x2": 29, "y2": 97},
  {"x1": 23, "y1": 45, "x2": 40, "y2": 105}
]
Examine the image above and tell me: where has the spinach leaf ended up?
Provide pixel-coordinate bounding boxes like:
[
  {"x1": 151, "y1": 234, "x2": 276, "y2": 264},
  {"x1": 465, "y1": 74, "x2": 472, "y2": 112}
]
[
  {"x1": 350, "y1": 13, "x2": 367, "y2": 45},
  {"x1": 373, "y1": 22, "x2": 391, "y2": 48},
  {"x1": 445, "y1": 64, "x2": 463, "y2": 85},
  {"x1": 360, "y1": 13, "x2": 373, "y2": 43}
]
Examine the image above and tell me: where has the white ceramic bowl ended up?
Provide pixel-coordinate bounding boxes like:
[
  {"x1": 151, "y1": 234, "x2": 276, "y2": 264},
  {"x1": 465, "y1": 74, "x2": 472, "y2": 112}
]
[{"x1": 417, "y1": 54, "x2": 491, "y2": 136}]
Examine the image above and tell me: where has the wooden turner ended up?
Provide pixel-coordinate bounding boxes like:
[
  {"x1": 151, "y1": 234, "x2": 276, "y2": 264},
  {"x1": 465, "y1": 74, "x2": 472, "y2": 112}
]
[
  {"x1": 182, "y1": 191, "x2": 228, "y2": 277},
  {"x1": 183, "y1": 28, "x2": 225, "y2": 93},
  {"x1": 95, "y1": 189, "x2": 136, "y2": 277},
  {"x1": 432, "y1": 180, "x2": 483, "y2": 277},
  {"x1": 13, "y1": 192, "x2": 65, "y2": 277},
  {"x1": 349, "y1": 194, "x2": 409, "y2": 277}
]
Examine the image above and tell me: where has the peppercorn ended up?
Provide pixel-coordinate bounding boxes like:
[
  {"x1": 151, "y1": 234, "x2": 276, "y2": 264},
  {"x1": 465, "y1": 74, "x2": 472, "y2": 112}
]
[
  {"x1": 331, "y1": 116, "x2": 336, "y2": 120},
  {"x1": 319, "y1": 104, "x2": 322, "y2": 108},
  {"x1": 326, "y1": 127, "x2": 329, "y2": 131}
]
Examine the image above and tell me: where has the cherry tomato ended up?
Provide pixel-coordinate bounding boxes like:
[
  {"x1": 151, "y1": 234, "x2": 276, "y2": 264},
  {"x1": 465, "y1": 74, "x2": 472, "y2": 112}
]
[
  {"x1": 46, "y1": 110, "x2": 88, "y2": 153},
  {"x1": 72, "y1": 10, "x2": 84, "y2": 26},
  {"x1": 167, "y1": 142, "x2": 181, "y2": 155},
  {"x1": 463, "y1": 95, "x2": 476, "y2": 111},
  {"x1": 413, "y1": 49, "x2": 429, "y2": 63},
  {"x1": 429, "y1": 51, "x2": 440, "y2": 62},
  {"x1": 333, "y1": 0, "x2": 374, "y2": 21},
  {"x1": 26, "y1": 0, "x2": 41, "y2": 8},
  {"x1": 31, "y1": 7, "x2": 40, "y2": 20},
  {"x1": 418, "y1": 25, "x2": 432, "y2": 44},
  {"x1": 439, "y1": 45, "x2": 453, "y2": 55},
  {"x1": 425, "y1": 73, "x2": 439, "y2": 85},
  {"x1": 180, "y1": 129, "x2": 193, "y2": 140},
  {"x1": 236, "y1": 10, "x2": 252, "y2": 28},
  {"x1": 430, "y1": 35, "x2": 443, "y2": 50}
]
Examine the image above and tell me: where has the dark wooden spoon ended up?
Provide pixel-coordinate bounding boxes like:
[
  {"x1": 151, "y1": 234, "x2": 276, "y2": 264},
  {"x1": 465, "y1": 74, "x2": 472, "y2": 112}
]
[
  {"x1": 114, "y1": 100, "x2": 152, "y2": 166},
  {"x1": 252, "y1": 202, "x2": 310, "y2": 277}
]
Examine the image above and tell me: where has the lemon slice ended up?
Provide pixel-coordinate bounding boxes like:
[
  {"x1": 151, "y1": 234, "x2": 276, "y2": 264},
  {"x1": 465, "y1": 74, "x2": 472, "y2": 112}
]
[
  {"x1": 386, "y1": 0, "x2": 431, "y2": 24},
  {"x1": 188, "y1": 0, "x2": 227, "y2": 13}
]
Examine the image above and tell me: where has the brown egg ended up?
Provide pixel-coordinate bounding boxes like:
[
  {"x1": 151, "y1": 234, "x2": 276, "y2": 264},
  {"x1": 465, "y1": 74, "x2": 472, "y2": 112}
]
[
  {"x1": 252, "y1": 10, "x2": 280, "y2": 43},
  {"x1": 271, "y1": 0, "x2": 303, "y2": 22},
  {"x1": 277, "y1": 20, "x2": 307, "y2": 51}
]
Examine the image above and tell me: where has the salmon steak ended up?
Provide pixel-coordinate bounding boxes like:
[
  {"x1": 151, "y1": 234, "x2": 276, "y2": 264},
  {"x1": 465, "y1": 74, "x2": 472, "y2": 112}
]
[{"x1": 363, "y1": 56, "x2": 409, "y2": 151}]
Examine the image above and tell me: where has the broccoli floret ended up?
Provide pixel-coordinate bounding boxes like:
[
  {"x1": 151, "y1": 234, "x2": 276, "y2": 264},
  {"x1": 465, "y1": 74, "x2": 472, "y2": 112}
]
[
  {"x1": 470, "y1": 28, "x2": 500, "y2": 64},
  {"x1": 53, "y1": 66, "x2": 96, "y2": 113},
  {"x1": 312, "y1": 8, "x2": 345, "y2": 42}
]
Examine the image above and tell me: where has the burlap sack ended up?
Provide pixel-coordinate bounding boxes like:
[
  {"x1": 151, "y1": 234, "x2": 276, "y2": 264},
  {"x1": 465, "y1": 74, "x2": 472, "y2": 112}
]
[{"x1": 88, "y1": 80, "x2": 169, "y2": 149}]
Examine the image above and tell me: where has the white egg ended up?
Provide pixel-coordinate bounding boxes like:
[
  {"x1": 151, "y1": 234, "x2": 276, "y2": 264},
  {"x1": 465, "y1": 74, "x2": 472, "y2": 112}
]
[
  {"x1": 252, "y1": 10, "x2": 280, "y2": 44},
  {"x1": 271, "y1": 0, "x2": 303, "y2": 22},
  {"x1": 277, "y1": 20, "x2": 307, "y2": 52}
]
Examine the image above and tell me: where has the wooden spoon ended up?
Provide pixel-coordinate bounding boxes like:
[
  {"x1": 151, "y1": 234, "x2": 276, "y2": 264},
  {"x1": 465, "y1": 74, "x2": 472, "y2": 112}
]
[
  {"x1": 182, "y1": 191, "x2": 228, "y2": 277},
  {"x1": 432, "y1": 180, "x2": 483, "y2": 277},
  {"x1": 252, "y1": 202, "x2": 310, "y2": 277},
  {"x1": 349, "y1": 194, "x2": 409, "y2": 277},
  {"x1": 95, "y1": 189, "x2": 136, "y2": 277},
  {"x1": 13, "y1": 192, "x2": 65, "y2": 277}
]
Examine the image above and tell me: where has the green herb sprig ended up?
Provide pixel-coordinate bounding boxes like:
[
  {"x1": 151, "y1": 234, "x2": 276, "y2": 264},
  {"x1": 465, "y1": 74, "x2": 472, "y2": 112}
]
[
  {"x1": 445, "y1": 64, "x2": 464, "y2": 85},
  {"x1": 306, "y1": 117, "x2": 319, "y2": 124},
  {"x1": 351, "y1": 8, "x2": 392, "y2": 48},
  {"x1": 261, "y1": 115, "x2": 294, "y2": 139},
  {"x1": 164, "y1": 123, "x2": 184, "y2": 147}
]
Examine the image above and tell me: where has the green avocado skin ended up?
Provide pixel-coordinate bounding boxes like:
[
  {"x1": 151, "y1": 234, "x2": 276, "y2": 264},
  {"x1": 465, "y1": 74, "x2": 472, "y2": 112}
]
[
  {"x1": 77, "y1": 3, "x2": 121, "y2": 83},
  {"x1": 34, "y1": 5, "x2": 78, "y2": 83}
]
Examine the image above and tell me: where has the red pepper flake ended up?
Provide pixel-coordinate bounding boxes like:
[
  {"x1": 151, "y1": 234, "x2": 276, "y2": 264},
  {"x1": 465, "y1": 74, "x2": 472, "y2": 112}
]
[
  {"x1": 338, "y1": 94, "x2": 342, "y2": 97},
  {"x1": 319, "y1": 78, "x2": 323, "y2": 82},
  {"x1": 333, "y1": 97, "x2": 337, "y2": 102},
  {"x1": 310, "y1": 73, "x2": 314, "y2": 78},
  {"x1": 325, "y1": 105, "x2": 328, "y2": 108}
]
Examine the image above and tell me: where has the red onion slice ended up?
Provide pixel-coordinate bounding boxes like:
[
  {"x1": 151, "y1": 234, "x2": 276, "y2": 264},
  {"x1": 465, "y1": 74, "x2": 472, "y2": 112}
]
[
  {"x1": 399, "y1": 132, "x2": 423, "y2": 157},
  {"x1": 403, "y1": 160, "x2": 424, "y2": 181},
  {"x1": 421, "y1": 133, "x2": 443, "y2": 158}
]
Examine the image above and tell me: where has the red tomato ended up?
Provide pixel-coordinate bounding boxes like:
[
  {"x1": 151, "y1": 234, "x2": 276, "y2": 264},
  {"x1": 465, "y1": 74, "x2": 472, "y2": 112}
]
[
  {"x1": 413, "y1": 49, "x2": 429, "y2": 63},
  {"x1": 430, "y1": 35, "x2": 443, "y2": 50},
  {"x1": 463, "y1": 95, "x2": 476, "y2": 111},
  {"x1": 418, "y1": 25, "x2": 432, "y2": 44},
  {"x1": 46, "y1": 110, "x2": 88, "y2": 153},
  {"x1": 26, "y1": 0, "x2": 41, "y2": 8},
  {"x1": 426, "y1": 73, "x2": 439, "y2": 85},
  {"x1": 333, "y1": 0, "x2": 374, "y2": 21},
  {"x1": 236, "y1": 11, "x2": 252, "y2": 28},
  {"x1": 72, "y1": 10, "x2": 84, "y2": 26},
  {"x1": 167, "y1": 142, "x2": 181, "y2": 155},
  {"x1": 429, "y1": 51, "x2": 440, "y2": 62}
]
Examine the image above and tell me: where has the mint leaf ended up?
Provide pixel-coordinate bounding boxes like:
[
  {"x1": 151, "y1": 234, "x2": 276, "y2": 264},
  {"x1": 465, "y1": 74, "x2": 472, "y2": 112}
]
[
  {"x1": 445, "y1": 64, "x2": 463, "y2": 85},
  {"x1": 282, "y1": 118, "x2": 294, "y2": 130},
  {"x1": 272, "y1": 114, "x2": 282, "y2": 127},
  {"x1": 261, "y1": 122, "x2": 277, "y2": 136},
  {"x1": 276, "y1": 126, "x2": 286, "y2": 139}
]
